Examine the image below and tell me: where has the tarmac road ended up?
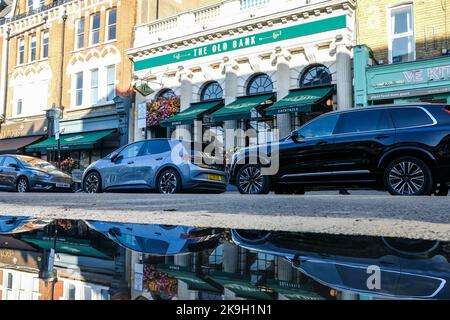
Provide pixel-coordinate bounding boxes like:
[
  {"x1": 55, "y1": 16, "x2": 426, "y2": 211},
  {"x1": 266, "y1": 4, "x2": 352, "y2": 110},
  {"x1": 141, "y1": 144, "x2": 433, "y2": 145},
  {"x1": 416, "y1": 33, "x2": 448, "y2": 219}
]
[{"x1": 0, "y1": 192, "x2": 449, "y2": 241}]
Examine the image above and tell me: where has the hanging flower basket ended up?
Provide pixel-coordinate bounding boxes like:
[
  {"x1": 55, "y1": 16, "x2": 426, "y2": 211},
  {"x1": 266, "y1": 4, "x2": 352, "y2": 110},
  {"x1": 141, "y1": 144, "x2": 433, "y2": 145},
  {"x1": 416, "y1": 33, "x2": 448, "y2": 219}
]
[{"x1": 146, "y1": 96, "x2": 180, "y2": 126}]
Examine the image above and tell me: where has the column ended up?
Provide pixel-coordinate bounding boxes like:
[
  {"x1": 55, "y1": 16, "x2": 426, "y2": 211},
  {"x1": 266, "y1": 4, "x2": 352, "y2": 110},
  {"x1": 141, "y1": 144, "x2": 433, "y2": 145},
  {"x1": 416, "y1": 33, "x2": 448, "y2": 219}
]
[
  {"x1": 335, "y1": 41, "x2": 353, "y2": 110},
  {"x1": 223, "y1": 58, "x2": 239, "y2": 151},
  {"x1": 0, "y1": 27, "x2": 10, "y2": 122},
  {"x1": 275, "y1": 49, "x2": 292, "y2": 138},
  {"x1": 175, "y1": 67, "x2": 193, "y2": 140}
]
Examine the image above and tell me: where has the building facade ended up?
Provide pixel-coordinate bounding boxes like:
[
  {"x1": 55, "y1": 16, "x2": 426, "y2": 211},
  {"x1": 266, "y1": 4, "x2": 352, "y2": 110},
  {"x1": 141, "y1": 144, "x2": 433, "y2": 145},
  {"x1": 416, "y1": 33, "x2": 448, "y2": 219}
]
[
  {"x1": 0, "y1": 0, "x2": 135, "y2": 171},
  {"x1": 129, "y1": 0, "x2": 356, "y2": 151},
  {"x1": 354, "y1": 0, "x2": 450, "y2": 107}
]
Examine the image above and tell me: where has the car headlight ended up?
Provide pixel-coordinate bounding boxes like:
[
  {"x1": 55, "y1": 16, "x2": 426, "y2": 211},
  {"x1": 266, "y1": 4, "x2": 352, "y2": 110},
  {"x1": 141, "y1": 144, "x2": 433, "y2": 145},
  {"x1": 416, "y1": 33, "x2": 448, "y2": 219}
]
[{"x1": 31, "y1": 170, "x2": 50, "y2": 178}]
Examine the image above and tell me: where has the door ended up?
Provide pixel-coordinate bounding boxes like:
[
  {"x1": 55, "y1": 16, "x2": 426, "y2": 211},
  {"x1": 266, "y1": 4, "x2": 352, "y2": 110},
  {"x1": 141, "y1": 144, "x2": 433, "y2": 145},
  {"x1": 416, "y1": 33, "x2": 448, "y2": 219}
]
[
  {"x1": 136, "y1": 140, "x2": 172, "y2": 188},
  {"x1": 0, "y1": 156, "x2": 6, "y2": 189},
  {"x1": 330, "y1": 109, "x2": 395, "y2": 181},
  {"x1": 104, "y1": 141, "x2": 145, "y2": 188},
  {"x1": 0, "y1": 157, "x2": 21, "y2": 190},
  {"x1": 277, "y1": 113, "x2": 340, "y2": 183}
]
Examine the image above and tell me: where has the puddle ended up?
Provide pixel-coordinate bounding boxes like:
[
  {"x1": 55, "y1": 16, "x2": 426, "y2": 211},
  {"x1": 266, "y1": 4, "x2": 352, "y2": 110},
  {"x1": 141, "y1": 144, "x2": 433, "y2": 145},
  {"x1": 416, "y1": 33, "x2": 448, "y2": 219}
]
[{"x1": 0, "y1": 216, "x2": 449, "y2": 300}]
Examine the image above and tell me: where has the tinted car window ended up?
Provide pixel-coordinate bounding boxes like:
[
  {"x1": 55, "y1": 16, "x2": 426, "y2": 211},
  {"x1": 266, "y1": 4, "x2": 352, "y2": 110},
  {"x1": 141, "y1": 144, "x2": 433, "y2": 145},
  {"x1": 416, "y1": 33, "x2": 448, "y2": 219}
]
[
  {"x1": 118, "y1": 142, "x2": 145, "y2": 159},
  {"x1": 335, "y1": 109, "x2": 394, "y2": 134},
  {"x1": 3, "y1": 157, "x2": 18, "y2": 168},
  {"x1": 298, "y1": 114, "x2": 340, "y2": 138},
  {"x1": 390, "y1": 107, "x2": 434, "y2": 128},
  {"x1": 0, "y1": 157, "x2": 4, "y2": 166},
  {"x1": 142, "y1": 140, "x2": 171, "y2": 156}
]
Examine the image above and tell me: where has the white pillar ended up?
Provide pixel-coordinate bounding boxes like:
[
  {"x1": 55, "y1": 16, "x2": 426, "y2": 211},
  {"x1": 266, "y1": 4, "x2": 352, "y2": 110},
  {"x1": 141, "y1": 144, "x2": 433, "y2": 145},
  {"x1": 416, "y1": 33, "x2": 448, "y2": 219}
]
[
  {"x1": 175, "y1": 68, "x2": 193, "y2": 140},
  {"x1": 0, "y1": 27, "x2": 10, "y2": 122},
  {"x1": 336, "y1": 42, "x2": 353, "y2": 110},
  {"x1": 223, "y1": 60, "x2": 238, "y2": 151},
  {"x1": 275, "y1": 50, "x2": 292, "y2": 138}
]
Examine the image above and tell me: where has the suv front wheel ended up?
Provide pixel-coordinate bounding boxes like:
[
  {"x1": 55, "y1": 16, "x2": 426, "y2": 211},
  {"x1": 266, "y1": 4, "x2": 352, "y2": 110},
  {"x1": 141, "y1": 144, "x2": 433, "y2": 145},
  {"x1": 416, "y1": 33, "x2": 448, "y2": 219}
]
[
  {"x1": 384, "y1": 157, "x2": 433, "y2": 196},
  {"x1": 236, "y1": 164, "x2": 271, "y2": 195}
]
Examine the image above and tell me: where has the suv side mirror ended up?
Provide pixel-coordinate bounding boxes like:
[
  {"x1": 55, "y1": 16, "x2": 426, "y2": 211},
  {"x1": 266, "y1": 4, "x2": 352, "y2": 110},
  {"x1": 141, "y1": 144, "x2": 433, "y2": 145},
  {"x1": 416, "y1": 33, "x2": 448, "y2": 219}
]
[
  {"x1": 8, "y1": 163, "x2": 19, "y2": 169},
  {"x1": 111, "y1": 153, "x2": 121, "y2": 162},
  {"x1": 291, "y1": 131, "x2": 304, "y2": 143}
]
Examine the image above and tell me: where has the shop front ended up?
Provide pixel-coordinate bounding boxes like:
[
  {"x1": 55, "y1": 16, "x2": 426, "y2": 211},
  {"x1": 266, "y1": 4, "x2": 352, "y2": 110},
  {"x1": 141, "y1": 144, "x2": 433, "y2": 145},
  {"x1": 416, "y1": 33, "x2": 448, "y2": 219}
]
[
  {"x1": 354, "y1": 45, "x2": 450, "y2": 107},
  {"x1": 0, "y1": 119, "x2": 47, "y2": 156}
]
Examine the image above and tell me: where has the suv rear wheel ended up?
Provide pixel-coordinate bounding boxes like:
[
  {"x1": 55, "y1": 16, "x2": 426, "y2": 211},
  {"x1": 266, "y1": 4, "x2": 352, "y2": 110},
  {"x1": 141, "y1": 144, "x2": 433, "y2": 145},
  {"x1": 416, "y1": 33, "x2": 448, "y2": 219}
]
[
  {"x1": 384, "y1": 157, "x2": 433, "y2": 196},
  {"x1": 236, "y1": 164, "x2": 271, "y2": 195}
]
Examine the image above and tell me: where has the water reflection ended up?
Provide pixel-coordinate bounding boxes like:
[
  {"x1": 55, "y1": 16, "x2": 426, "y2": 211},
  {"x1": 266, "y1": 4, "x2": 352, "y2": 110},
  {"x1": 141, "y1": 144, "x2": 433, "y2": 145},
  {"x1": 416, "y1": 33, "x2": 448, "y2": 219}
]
[{"x1": 0, "y1": 217, "x2": 448, "y2": 300}]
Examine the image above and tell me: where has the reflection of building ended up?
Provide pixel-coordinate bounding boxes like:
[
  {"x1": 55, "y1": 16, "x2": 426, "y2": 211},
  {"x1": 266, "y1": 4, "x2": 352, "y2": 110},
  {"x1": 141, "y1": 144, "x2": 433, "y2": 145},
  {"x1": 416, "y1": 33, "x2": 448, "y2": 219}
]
[
  {"x1": 0, "y1": 220, "x2": 129, "y2": 300},
  {"x1": 129, "y1": 0, "x2": 355, "y2": 149},
  {"x1": 130, "y1": 241, "x2": 331, "y2": 300},
  {"x1": 0, "y1": 0, "x2": 135, "y2": 170},
  {"x1": 354, "y1": 0, "x2": 450, "y2": 107}
]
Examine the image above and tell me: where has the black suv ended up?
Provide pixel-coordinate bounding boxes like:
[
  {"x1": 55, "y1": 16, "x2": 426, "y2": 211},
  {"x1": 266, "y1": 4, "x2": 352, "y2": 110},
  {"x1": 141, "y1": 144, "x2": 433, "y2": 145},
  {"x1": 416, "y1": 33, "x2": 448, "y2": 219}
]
[{"x1": 230, "y1": 104, "x2": 450, "y2": 196}]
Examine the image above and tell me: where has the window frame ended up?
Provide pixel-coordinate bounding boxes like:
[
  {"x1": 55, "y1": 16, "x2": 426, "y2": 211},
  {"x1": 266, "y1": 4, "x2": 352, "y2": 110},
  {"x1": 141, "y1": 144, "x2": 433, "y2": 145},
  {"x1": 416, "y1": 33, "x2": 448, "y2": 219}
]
[
  {"x1": 41, "y1": 30, "x2": 49, "y2": 59},
  {"x1": 106, "y1": 64, "x2": 116, "y2": 101},
  {"x1": 388, "y1": 106, "x2": 437, "y2": 130},
  {"x1": 90, "y1": 68, "x2": 99, "y2": 106},
  {"x1": 246, "y1": 73, "x2": 274, "y2": 96},
  {"x1": 296, "y1": 113, "x2": 340, "y2": 139},
  {"x1": 299, "y1": 64, "x2": 332, "y2": 88},
  {"x1": 333, "y1": 109, "x2": 395, "y2": 135},
  {"x1": 74, "y1": 72, "x2": 84, "y2": 107},
  {"x1": 29, "y1": 34, "x2": 37, "y2": 62},
  {"x1": 117, "y1": 141, "x2": 146, "y2": 159},
  {"x1": 90, "y1": 13, "x2": 101, "y2": 46},
  {"x1": 200, "y1": 81, "x2": 224, "y2": 102},
  {"x1": 388, "y1": 4, "x2": 416, "y2": 64},
  {"x1": 106, "y1": 8, "x2": 117, "y2": 41},
  {"x1": 75, "y1": 17, "x2": 85, "y2": 49},
  {"x1": 17, "y1": 38, "x2": 25, "y2": 65}
]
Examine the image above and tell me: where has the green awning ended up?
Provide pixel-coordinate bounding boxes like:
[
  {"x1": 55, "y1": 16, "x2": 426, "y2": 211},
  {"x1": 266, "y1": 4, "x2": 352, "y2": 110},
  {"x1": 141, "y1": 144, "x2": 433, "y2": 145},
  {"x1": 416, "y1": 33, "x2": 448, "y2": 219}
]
[
  {"x1": 266, "y1": 280, "x2": 325, "y2": 300},
  {"x1": 208, "y1": 272, "x2": 272, "y2": 300},
  {"x1": 265, "y1": 85, "x2": 334, "y2": 115},
  {"x1": 26, "y1": 129, "x2": 116, "y2": 152},
  {"x1": 161, "y1": 100, "x2": 223, "y2": 127},
  {"x1": 156, "y1": 264, "x2": 220, "y2": 293},
  {"x1": 211, "y1": 94, "x2": 274, "y2": 122},
  {"x1": 21, "y1": 235, "x2": 112, "y2": 260}
]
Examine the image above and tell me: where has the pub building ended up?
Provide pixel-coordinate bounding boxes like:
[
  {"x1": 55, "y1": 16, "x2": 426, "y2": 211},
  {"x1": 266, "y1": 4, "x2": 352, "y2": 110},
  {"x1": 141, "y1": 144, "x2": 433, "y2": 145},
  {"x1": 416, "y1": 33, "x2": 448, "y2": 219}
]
[{"x1": 128, "y1": 0, "x2": 356, "y2": 150}]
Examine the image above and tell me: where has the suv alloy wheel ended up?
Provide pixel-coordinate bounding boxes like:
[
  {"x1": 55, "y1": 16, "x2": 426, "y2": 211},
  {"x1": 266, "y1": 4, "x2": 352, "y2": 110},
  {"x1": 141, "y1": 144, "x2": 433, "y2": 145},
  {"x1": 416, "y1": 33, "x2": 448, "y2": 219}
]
[
  {"x1": 236, "y1": 164, "x2": 271, "y2": 195},
  {"x1": 84, "y1": 172, "x2": 102, "y2": 194},
  {"x1": 384, "y1": 157, "x2": 433, "y2": 196}
]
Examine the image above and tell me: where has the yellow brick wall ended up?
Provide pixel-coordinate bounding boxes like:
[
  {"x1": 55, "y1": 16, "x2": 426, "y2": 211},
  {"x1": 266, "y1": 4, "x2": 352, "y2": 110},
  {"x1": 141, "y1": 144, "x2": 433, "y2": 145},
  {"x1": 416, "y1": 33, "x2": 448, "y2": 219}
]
[
  {"x1": 4, "y1": 0, "x2": 136, "y2": 120},
  {"x1": 357, "y1": 0, "x2": 450, "y2": 63}
]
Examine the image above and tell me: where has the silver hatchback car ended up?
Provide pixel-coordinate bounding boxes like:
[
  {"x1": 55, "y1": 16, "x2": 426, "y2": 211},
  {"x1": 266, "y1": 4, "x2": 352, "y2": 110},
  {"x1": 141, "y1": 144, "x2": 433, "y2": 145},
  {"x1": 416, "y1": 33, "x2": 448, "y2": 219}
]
[{"x1": 82, "y1": 139, "x2": 229, "y2": 194}]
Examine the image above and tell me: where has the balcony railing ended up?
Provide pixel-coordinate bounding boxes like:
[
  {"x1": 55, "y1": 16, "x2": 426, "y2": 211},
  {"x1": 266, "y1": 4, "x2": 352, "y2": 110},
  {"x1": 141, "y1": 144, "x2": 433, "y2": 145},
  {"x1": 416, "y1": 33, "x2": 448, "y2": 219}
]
[{"x1": 240, "y1": 0, "x2": 271, "y2": 10}]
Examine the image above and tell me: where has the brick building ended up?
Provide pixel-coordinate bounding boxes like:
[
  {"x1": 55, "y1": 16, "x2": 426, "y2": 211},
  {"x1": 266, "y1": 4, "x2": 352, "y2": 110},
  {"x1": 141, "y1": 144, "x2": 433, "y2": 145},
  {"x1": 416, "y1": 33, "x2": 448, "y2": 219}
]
[
  {"x1": 354, "y1": 0, "x2": 450, "y2": 106},
  {"x1": 0, "y1": 0, "x2": 136, "y2": 170}
]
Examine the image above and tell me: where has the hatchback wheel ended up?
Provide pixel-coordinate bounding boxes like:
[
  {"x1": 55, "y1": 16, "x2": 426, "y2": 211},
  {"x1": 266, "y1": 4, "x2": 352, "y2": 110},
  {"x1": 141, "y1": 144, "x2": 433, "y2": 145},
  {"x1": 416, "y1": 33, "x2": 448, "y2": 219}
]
[
  {"x1": 157, "y1": 169, "x2": 182, "y2": 194},
  {"x1": 83, "y1": 172, "x2": 102, "y2": 194},
  {"x1": 16, "y1": 177, "x2": 30, "y2": 193},
  {"x1": 384, "y1": 157, "x2": 433, "y2": 196},
  {"x1": 236, "y1": 164, "x2": 270, "y2": 195}
]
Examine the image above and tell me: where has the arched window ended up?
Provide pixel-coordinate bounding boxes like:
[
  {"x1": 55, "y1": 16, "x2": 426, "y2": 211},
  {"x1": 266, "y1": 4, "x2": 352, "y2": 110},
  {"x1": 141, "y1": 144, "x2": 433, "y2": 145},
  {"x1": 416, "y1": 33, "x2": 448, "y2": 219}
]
[
  {"x1": 157, "y1": 89, "x2": 176, "y2": 99},
  {"x1": 300, "y1": 65, "x2": 332, "y2": 88},
  {"x1": 200, "y1": 82, "x2": 223, "y2": 101},
  {"x1": 246, "y1": 73, "x2": 273, "y2": 96}
]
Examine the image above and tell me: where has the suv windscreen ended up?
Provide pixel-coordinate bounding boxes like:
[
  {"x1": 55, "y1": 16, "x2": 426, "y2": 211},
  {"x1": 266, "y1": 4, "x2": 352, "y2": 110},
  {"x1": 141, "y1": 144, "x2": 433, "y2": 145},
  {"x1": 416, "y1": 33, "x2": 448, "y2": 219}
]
[
  {"x1": 334, "y1": 109, "x2": 394, "y2": 134},
  {"x1": 118, "y1": 142, "x2": 145, "y2": 159},
  {"x1": 389, "y1": 107, "x2": 434, "y2": 128},
  {"x1": 298, "y1": 114, "x2": 340, "y2": 139}
]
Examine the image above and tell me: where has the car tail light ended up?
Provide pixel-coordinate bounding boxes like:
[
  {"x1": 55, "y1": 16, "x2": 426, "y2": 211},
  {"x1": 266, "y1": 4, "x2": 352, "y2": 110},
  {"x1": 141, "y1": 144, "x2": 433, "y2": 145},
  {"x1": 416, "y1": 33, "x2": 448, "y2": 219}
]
[{"x1": 444, "y1": 106, "x2": 450, "y2": 115}]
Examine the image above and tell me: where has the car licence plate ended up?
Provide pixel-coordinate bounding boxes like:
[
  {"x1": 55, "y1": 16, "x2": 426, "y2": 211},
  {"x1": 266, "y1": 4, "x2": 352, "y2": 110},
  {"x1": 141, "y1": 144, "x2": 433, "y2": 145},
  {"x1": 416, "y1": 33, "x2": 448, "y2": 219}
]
[
  {"x1": 208, "y1": 174, "x2": 222, "y2": 182},
  {"x1": 56, "y1": 183, "x2": 70, "y2": 188}
]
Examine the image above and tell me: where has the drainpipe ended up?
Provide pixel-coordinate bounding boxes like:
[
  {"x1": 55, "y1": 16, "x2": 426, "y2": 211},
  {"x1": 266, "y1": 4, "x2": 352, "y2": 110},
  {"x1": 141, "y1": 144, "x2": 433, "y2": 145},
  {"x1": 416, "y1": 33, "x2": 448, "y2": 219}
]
[
  {"x1": 0, "y1": 27, "x2": 10, "y2": 124},
  {"x1": 57, "y1": 10, "x2": 67, "y2": 168}
]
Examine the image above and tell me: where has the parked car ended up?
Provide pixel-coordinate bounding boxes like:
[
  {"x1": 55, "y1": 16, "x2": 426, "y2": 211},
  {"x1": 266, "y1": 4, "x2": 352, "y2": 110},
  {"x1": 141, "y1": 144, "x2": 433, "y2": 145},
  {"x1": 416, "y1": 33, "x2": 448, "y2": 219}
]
[
  {"x1": 82, "y1": 139, "x2": 228, "y2": 194},
  {"x1": 0, "y1": 155, "x2": 72, "y2": 192},
  {"x1": 231, "y1": 230, "x2": 450, "y2": 300},
  {"x1": 230, "y1": 104, "x2": 450, "y2": 196},
  {"x1": 85, "y1": 221, "x2": 223, "y2": 255},
  {"x1": 0, "y1": 216, "x2": 53, "y2": 234}
]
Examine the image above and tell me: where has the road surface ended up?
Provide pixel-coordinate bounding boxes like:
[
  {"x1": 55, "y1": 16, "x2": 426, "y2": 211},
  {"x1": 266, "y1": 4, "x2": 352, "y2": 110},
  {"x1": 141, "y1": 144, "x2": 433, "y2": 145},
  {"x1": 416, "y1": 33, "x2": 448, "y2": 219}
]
[{"x1": 0, "y1": 192, "x2": 449, "y2": 241}]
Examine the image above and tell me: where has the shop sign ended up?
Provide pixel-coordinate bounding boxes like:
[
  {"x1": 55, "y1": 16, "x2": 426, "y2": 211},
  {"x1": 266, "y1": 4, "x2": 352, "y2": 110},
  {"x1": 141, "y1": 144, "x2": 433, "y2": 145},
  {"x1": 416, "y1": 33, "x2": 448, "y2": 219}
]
[
  {"x1": 134, "y1": 15, "x2": 347, "y2": 71},
  {"x1": 0, "y1": 119, "x2": 47, "y2": 139}
]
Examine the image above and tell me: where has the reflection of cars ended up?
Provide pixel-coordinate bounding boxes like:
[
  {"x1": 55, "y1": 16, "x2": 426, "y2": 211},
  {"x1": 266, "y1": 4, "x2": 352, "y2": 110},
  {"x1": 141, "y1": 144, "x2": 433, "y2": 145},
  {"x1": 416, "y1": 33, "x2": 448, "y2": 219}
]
[
  {"x1": 86, "y1": 221, "x2": 223, "y2": 255},
  {"x1": 231, "y1": 230, "x2": 450, "y2": 299},
  {"x1": 0, "y1": 216, "x2": 53, "y2": 234},
  {"x1": 230, "y1": 104, "x2": 450, "y2": 195},
  {"x1": 0, "y1": 155, "x2": 72, "y2": 192},
  {"x1": 82, "y1": 139, "x2": 228, "y2": 194}
]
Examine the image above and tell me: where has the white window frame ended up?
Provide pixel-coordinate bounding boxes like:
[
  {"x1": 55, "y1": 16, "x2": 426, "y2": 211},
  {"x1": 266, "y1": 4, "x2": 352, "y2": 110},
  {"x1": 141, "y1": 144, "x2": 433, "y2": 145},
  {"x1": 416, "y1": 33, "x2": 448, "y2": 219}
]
[
  {"x1": 74, "y1": 72, "x2": 84, "y2": 107},
  {"x1": 17, "y1": 38, "x2": 25, "y2": 65},
  {"x1": 61, "y1": 280, "x2": 110, "y2": 300},
  {"x1": 29, "y1": 34, "x2": 37, "y2": 62},
  {"x1": 90, "y1": 68, "x2": 99, "y2": 106},
  {"x1": 75, "y1": 17, "x2": 85, "y2": 49},
  {"x1": 106, "y1": 64, "x2": 116, "y2": 101},
  {"x1": 41, "y1": 31, "x2": 49, "y2": 59},
  {"x1": 90, "y1": 13, "x2": 101, "y2": 46},
  {"x1": 106, "y1": 8, "x2": 117, "y2": 41},
  {"x1": 388, "y1": 4, "x2": 416, "y2": 64}
]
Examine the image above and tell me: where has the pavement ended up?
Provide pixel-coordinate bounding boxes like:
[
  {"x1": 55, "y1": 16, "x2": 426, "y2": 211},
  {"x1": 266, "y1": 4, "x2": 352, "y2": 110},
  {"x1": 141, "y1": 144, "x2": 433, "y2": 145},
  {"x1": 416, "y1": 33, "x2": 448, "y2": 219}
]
[{"x1": 0, "y1": 191, "x2": 449, "y2": 241}]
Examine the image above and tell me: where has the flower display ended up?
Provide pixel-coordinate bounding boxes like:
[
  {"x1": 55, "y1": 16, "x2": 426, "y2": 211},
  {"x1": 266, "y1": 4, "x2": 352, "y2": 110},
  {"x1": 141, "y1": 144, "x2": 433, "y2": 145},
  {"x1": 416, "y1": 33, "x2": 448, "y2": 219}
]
[
  {"x1": 60, "y1": 158, "x2": 80, "y2": 174},
  {"x1": 143, "y1": 264, "x2": 177, "y2": 299},
  {"x1": 146, "y1": 96, "x2": 180, "y2": 126}
]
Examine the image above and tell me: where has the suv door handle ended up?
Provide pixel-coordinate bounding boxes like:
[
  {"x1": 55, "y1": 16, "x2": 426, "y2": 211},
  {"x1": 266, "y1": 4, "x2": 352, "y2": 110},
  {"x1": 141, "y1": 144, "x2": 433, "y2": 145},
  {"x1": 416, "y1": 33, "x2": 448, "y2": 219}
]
[
  {"x1": 128, "y1": 161, "x2": 135, "y2": 165},
  {"x1": 375, "y1": 135, "x2": 391, "y2": 140},
  {"x1": 156, "y1": 158, "x2": 163, "y2": 161}
]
